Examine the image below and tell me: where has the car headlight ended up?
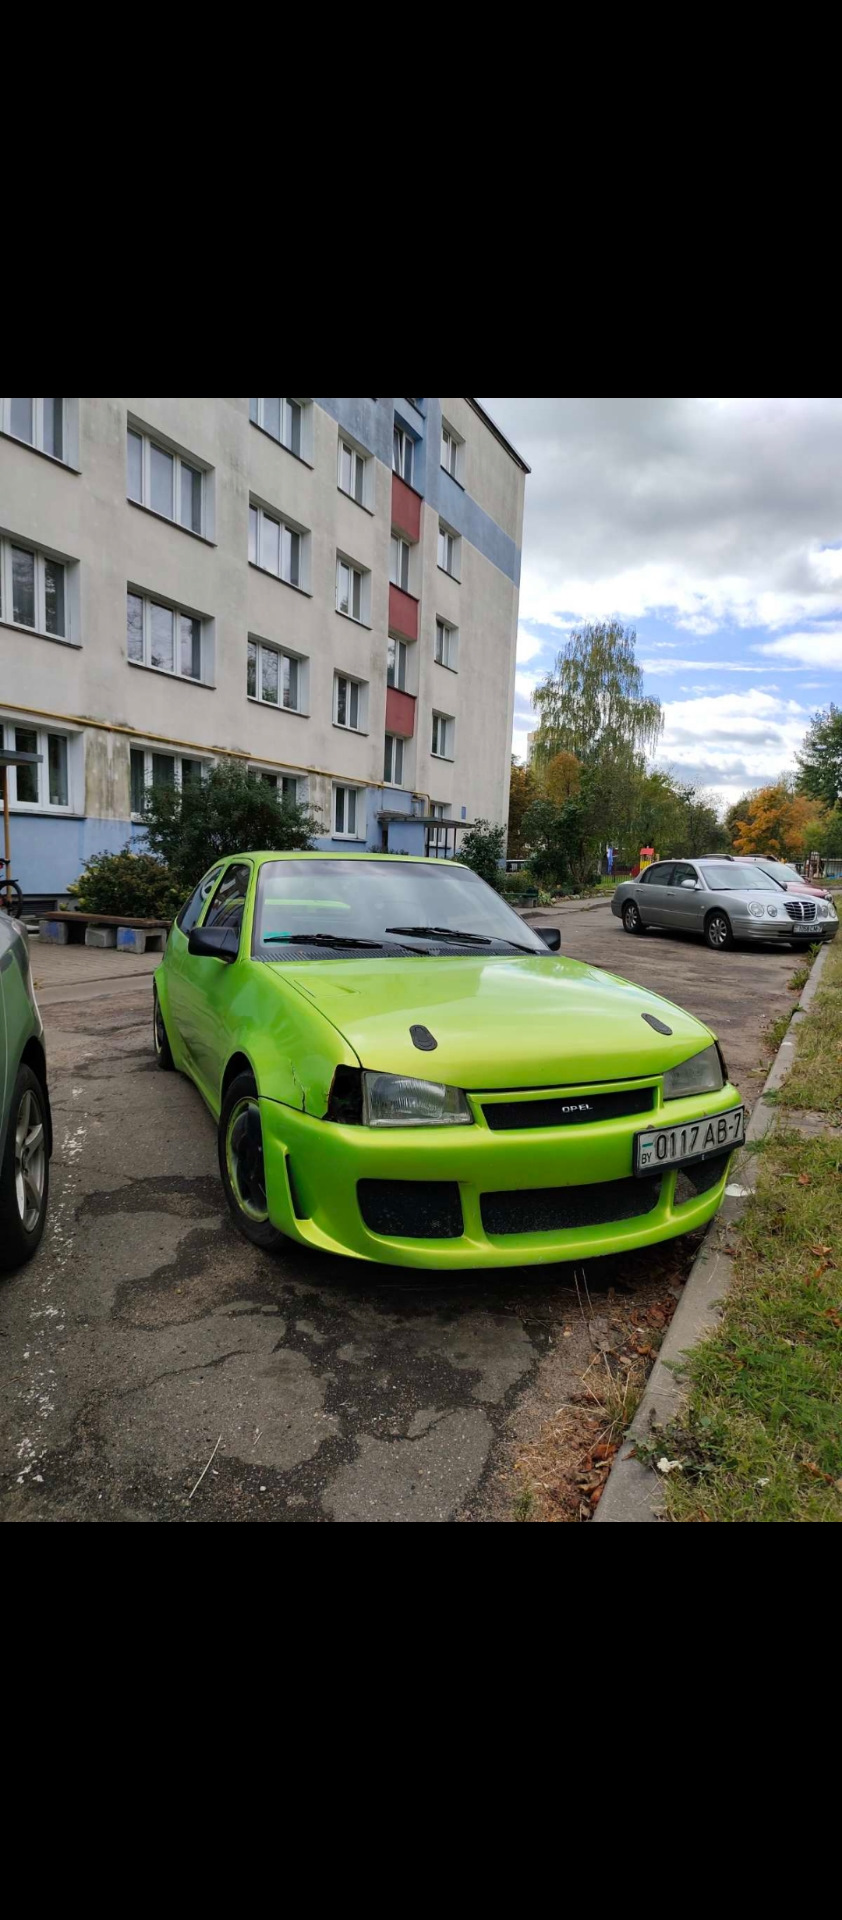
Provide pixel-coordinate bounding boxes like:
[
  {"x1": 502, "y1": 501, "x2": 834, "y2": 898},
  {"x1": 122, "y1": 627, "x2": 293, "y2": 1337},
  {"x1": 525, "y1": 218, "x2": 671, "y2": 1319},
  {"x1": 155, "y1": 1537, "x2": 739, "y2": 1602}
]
[
  {"x1": 662, "y1": 1043, "x2": 724, "y2": 1100},
  {"x1": 361, "y1": 1071, "x2": 473, "y2": 1127},
  {"x1": 748, "y1": 902, "x2": 765, "y2": 918},
  {"x1": 766, "y1": 904, "x2": 779, "y2": 917},
  {"x1": 816, "y1": 902, "x2": 828, "y2": 919}
]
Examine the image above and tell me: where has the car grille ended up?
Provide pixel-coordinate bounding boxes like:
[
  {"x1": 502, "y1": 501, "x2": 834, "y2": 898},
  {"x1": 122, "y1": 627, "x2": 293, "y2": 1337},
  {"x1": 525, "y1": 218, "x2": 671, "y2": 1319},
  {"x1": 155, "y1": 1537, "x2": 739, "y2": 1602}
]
[
  {"x1": 358, "y1": 1179, "x2": 463, "y2": 1239},
  {"x1": 784, "y1": 899, "x2": 816, "y2": 921},
  {"x1": 481, "y1": 1177, "x2": 662, "y2": 1236},
  {"x1": 482, "y1": 1088, "x2": 654, "y2": 1130},
  {"x1": 674, "y1": 1150, "x2": 732, "y2": 1205}
]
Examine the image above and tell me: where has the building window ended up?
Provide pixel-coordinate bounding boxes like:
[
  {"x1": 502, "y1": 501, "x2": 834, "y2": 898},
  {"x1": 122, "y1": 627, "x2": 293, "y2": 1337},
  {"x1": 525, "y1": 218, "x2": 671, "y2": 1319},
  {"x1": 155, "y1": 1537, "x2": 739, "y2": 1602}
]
[
  {"x1": 431, "y1": 712, "x2": 454, "y2": 759},
  {"x1": 334, "y1": 673, "x2": 365, "y2": 731},
  {"x1": 126, "y1": 589, "x2": 205, "y2": 681},
  {"x1": 0, "y1": 536, "x2": 69, "y2": 640},
  {"x1": 247, "y1": 637, "x2": 302, "y2": 711},
  {"x1": 130, "y1": 747, "x2": 203, "y2": 817},
  {"x1": 387, "y1": 637, "x2": 407, "y2": 691},
  {"x1": 334, "y1": 784, "x2": 363, "y2": 838},
  {"x1": 254, "y1": 768, "x2": 304, "y2": 804},
  {"x1": 437, "y1": 523, "x2": 460, "y2": 579},
  {"x1": 390, "y1": 536, "x2": 411, "y2": 593},
  {"x1": 383, "y1": 734, "x2": 404, "y2": 786},
  {"x1": 3, "y1": 397, "x2": 67, "y2": 462},
  {"x1": 441, "y1": 423, "x2": 464, "y2": 482},
  {"x1": 338, "y1": 439, "x2": 368, "y2": 506},
  {"x1": 248, "y1": 502, "x2": 304, "y2": 587},
  {"x1": 392, "y1": 424, "x2": 414, "y2": 485},
  {"x1": 1, "y1": 720, "x2": 72, "y2": 811},
  {"x1": 335, "y1": 555, "x2": 368, "y2": 623},
  {"x1": 126, "y1": 426, "x2": 205, "y2": 535},
  {"x1": 435, "y1": 619, "x2": 458, "y2": 669},
  {"x1": 250, "y1": 397, "x2": 306, "y2": 459}
]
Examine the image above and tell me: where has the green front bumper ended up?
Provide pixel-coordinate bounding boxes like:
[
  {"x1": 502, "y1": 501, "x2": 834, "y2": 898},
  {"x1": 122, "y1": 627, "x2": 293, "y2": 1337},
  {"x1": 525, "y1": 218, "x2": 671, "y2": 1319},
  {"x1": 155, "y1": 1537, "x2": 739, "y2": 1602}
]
[{"x1": 259, "y1": 1081, "x2": 742, "y2": 1269}]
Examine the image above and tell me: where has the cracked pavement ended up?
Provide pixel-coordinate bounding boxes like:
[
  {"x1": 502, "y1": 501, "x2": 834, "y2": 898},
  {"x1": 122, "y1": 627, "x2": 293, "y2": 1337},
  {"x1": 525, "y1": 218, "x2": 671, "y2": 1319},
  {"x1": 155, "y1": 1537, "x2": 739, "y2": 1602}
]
[{"x1": 0, "y1": 913, "x2": 801, "y2": 1522}]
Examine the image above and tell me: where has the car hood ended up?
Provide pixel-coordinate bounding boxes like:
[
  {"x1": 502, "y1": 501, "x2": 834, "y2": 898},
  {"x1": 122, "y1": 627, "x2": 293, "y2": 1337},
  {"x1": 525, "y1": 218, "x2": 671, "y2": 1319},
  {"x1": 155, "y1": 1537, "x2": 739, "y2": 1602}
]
[{"x1": 266, "y1": 954, "x2": 714, "y2": 1089}]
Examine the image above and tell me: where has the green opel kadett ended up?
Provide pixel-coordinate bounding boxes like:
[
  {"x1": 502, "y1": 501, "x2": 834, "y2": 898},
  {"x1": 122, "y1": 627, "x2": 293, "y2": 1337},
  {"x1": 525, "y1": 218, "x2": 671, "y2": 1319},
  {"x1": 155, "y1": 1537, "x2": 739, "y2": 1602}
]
[{"x1": 153, "y1": 852, "x2": 745, "y2": 1269}]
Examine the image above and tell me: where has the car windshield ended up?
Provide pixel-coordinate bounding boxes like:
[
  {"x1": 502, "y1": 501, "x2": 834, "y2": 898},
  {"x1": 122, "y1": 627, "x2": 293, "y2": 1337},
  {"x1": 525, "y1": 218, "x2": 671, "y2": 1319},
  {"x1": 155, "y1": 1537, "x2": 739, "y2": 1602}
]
[
  {"x1": 252, "y1": 859, "x2": 548, "y2": 957},
  {"x1": 704, "y1": 864, "x2": 785, "y2": 892},
  {"x1": 757, "y1": 860, "x2": 800, "y2": 883}
]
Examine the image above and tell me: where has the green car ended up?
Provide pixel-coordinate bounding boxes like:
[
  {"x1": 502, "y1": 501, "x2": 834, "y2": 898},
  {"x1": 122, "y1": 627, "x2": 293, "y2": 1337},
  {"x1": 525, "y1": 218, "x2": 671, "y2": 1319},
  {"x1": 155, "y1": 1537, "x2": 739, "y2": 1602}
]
[
  {"x1": 1, "y1": 912, "x2": 52, "y2": 1272},
  {"x1": 153, "y1": 852, "x2": 745, "y2": 1270}
]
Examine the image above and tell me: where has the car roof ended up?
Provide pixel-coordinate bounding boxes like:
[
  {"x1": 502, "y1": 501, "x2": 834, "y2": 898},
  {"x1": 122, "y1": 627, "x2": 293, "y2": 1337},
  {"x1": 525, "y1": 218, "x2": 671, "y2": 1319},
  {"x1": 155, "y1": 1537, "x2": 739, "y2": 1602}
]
[{"x1": 233, "y1": 851, "x2": 470, "y2": 867}]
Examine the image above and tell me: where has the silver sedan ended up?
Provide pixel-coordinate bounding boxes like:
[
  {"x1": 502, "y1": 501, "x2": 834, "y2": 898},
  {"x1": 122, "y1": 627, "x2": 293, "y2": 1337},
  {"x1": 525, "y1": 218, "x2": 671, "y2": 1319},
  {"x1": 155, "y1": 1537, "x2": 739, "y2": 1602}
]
[{"x1": 611, "y1": 857, "x2": 839, "y2": 952}]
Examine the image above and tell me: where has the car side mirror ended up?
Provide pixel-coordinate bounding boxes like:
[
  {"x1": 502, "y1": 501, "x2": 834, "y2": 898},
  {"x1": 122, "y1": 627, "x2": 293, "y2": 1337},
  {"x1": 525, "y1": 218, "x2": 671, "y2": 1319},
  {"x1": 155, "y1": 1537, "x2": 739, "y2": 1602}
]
[
  {"x1": 681, "y1": 879, "x2": 699, "y2": 890},
  {"x1": 188, "y1": 923, "x2": 238, "y2": 962},
  {"x1": 538, "y1": 927, "x2": 561, "y2": 950}
]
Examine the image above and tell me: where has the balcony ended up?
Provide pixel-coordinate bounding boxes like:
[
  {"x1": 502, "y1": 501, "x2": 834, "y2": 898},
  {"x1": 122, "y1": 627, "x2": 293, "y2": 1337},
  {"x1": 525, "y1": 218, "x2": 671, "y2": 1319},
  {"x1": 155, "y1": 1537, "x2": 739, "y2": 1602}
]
[
  {"x1": 386, "y1": 686, "x2": 416, "y2": 738},
  {"x1": 389, "y1": 582, "x2": 419, "y2": 642},
  {"x1": 391, "y1": 472, "x2": 422, "y2": 542}
]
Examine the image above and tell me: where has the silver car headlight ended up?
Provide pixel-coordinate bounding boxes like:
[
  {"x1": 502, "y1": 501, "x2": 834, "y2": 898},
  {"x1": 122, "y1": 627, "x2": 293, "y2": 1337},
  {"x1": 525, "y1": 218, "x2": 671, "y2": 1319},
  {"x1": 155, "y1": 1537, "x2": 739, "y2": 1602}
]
[
  {"x1": 766, "y1": 904, "x2": 779, "y2": 917},
  {"x1": 361, "y1": 1071, "x2": 473, "y2": 1127},
  {"x1": 748, "y1": 902, "x2": 765, "y2": 918},
  {"x1": 816, "y1": 902, "x2": 828, "y2": 919},
  {"x1": 662, "y1": 1044, "x2": 724, "y2": 1101}
]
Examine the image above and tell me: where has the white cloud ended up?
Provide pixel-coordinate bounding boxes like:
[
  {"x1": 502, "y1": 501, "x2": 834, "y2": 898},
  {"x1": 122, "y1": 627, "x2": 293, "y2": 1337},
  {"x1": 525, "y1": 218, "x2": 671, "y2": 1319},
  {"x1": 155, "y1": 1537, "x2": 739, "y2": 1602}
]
[
  {"x1": 755, "y1": 629, "x2": 842, "y2": 668},
  {"x1": 640, "y1": 656, "x2": 803, "y2": 675},
  {"x1": 655, "y1": 689, "x2": 808, "y2": 789},
  {"x1": 515, "y1": 624, "x2": 544, "y2": 664}
]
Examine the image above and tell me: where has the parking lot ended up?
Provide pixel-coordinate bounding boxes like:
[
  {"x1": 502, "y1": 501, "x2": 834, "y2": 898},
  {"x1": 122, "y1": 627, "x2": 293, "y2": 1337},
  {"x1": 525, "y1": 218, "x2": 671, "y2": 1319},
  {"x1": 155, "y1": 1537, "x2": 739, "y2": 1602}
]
[{"x1": 0, "y1": 907, "x2": 805, "y2": 1523}]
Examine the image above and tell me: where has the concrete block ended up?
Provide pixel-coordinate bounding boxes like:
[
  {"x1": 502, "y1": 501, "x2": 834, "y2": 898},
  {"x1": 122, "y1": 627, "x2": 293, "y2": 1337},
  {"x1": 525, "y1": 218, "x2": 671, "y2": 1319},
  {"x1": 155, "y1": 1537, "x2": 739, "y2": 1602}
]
[
  {"x1": 38, "y1": 919, "x2": 69, "y2": 944},
  {"x1": 116, "y1": 928, "x2": 166, "y2": 954},
  {"x1": 85, "y1": 926, "x2": 117, "y2": 948}
]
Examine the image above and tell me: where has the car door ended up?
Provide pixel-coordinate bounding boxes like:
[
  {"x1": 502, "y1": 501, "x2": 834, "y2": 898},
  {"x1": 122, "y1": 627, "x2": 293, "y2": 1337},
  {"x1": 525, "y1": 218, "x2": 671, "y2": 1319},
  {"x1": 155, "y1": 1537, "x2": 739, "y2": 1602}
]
[
  {"x1": 637, "y1": 862, "x2": 676, "y2": 926},
  {"x1": 667, "y1": 861, "x2": 703, "y2": 930},
  {"x1": 166, "y1": 864, "x2": 225, "y2": 1048},
  {"x1": 175, "y1": 861, "x2": 253, "y2": 1106}
]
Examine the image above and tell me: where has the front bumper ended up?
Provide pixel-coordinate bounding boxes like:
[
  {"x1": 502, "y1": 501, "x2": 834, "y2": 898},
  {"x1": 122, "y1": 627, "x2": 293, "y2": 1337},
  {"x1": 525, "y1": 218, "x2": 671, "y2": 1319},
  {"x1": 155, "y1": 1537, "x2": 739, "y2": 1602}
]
[
  {"x1": 259, "y1": 1081, "x2": 743, "y2": 1269},
  {"x1": 738, "y1": 916, "x2": 837, "y2": 942}
]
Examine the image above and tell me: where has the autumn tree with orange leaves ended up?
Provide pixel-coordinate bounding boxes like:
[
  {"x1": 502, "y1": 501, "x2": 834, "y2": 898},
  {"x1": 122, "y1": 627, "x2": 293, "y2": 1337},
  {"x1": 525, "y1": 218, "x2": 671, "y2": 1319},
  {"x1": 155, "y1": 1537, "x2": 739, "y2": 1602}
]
[{"x1": 731, "y1": 784, "x2": 828, "y2": 860}]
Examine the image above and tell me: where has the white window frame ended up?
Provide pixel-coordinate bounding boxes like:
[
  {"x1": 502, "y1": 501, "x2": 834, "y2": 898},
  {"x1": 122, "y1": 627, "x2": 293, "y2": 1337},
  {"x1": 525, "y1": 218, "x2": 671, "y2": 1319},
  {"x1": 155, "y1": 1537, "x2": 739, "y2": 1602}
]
[
  {"x1": 2, "y1": 397, "x2": 72, "y2": 465},
  {"x1": 0, "y1": 535, "x2": 72, "y2": 642},
  {"x1": 249, "y1": 397, "x2": 308, "y2": 460},
  {"x1": 392, "y1": 424, "x2": 414, "y2": 484},
  {"x1": 247, "y1": 636, "x2": 305, "y2": 713},
  {"x1": 431, "y1": 711, "x2": 455, "y2": 760},
  {"x1": 383, "y1": 734, "x2": 405, "y2": 786},
  {"x1": 437, "y1": 522, "x2": 460, "y2": 579},
  {"x1": 338, "y1": 437, "x2": 369, "y2": 507},
  {"x1": 335, "y1": 554, "x2": 369, "y2": 624},
  {"x1": 126, "y1": 424, "x2": 206, "y2": 536},
  {"x1": 333, "y1": 783, "x2": 364, "y2": 839},
  {"x1": 129, "y1": 746, "x2": 207, "y2": 821},
  {"x1": 441, "y1": 422, "x2": 464, "y2": 482},
  {"x1": 126, "y1": 588, "x2": 207, "y2": 683},
  {"x1": 435, "y1": 619, "x2": 458, "y2": 670},
  {"x1": 0, "y1": 718, "x2": 75, "y2": 813},
  {"x1": 387, "y1": 636, "x2": 407, "y2": 691},
  {"x1": 334, "y1": 672, "x2": 366, "y2": 732},
  {"x1": 249, "y1": 502, "x2": 306, "y2": 589},
  {"x1": 250, "y1": 765, "x2": 307, "y2": 805},
  {"x1": 430, "y1": 800, "x2": 451, "y2": 850},
  {"x1": 390, "y1": 536, "x2": 411, "y2": 593}
]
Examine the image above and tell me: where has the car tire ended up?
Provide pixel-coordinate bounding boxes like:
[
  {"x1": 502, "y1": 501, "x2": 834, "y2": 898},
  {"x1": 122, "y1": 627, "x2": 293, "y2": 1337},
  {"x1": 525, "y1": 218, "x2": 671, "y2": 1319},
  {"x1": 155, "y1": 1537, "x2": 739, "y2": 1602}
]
[
  {"x1": 219, "y1": 1070, "x2": 286, "y2": 1252},
  {"x1": 0, "y1": 1064, "x2": 50, "y2": 1273},
  {"x1": 153, "y1": 985, "x2": 175, "y2": 1071},
  {"x1": 705, "y1": 910, "x2": 733, "y2": 952},
  {"x1": 622, "y1": 901, "x2": 645, "y2": 935}
]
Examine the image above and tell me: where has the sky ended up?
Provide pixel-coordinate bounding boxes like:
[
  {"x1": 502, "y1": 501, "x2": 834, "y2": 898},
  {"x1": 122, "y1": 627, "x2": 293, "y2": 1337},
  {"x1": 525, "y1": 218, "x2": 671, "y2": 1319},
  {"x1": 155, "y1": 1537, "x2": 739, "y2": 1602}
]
[{"x1": 478, "y1": 398, "x2": 842, "y2": 811}]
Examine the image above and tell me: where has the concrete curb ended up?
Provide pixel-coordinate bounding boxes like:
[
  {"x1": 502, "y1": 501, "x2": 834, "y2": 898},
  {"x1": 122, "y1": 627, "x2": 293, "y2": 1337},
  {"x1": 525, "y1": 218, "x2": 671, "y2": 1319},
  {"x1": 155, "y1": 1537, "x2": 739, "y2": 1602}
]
[{"x1": 595, "y1": 939, "x2": 833, "y2": 1523}]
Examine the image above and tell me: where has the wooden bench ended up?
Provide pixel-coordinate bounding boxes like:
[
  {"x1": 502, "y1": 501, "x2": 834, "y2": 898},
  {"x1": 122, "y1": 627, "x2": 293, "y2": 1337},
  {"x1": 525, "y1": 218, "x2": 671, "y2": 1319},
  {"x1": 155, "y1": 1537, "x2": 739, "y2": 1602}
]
[{"x1": 37, "y1": 911, "x2": 171, "y2": 954}]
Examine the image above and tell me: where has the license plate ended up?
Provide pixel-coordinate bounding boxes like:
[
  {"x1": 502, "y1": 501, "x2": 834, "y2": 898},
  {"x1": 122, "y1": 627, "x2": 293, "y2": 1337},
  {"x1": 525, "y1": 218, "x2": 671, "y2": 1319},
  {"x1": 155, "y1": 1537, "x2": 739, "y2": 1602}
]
[{"x1": 634, "y1": 1106, "x2": 745, "y2": 1175}]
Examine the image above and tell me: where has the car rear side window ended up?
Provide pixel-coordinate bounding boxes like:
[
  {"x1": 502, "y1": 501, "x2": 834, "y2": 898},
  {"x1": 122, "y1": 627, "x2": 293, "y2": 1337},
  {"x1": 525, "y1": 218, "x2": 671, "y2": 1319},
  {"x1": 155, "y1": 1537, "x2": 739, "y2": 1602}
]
[
  {"x1": 177, "y1": 866, "x2": 223, "y2": 932},
  {"x1": 204, "y1": 863, "x2": 252, "y2": 940}
]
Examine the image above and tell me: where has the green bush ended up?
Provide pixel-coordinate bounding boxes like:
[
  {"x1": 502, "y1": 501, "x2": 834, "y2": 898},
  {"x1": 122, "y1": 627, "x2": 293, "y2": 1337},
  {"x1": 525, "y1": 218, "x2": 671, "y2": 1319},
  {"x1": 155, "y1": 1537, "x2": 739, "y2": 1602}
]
[
  {"x1": 499, "y1": 869, "x2": 535, "y2": 895},
  {"x1": 138, "y1": 761, "x2": 322, "y2": 896},
  {"x1": 459, "y1": 818, "x2": 506, "y2": 890},
  {"x1": 68, "y1": 848, "x2": 181, "y2": 920}
]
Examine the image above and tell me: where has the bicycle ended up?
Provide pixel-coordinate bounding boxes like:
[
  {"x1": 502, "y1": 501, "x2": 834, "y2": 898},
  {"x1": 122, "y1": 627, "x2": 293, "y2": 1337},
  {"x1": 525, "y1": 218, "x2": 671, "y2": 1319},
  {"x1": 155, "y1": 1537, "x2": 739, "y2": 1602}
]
[{"x1": 0, "y1": 857, "x2": 23, "y2": 919}]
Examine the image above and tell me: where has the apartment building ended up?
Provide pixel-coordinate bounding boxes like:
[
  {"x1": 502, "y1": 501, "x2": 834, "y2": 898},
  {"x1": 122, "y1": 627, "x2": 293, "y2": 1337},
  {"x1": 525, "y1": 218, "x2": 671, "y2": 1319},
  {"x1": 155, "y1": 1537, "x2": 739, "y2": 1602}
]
[{"x1": 0, "y1": 397, "x2": 528, "y2": 899}]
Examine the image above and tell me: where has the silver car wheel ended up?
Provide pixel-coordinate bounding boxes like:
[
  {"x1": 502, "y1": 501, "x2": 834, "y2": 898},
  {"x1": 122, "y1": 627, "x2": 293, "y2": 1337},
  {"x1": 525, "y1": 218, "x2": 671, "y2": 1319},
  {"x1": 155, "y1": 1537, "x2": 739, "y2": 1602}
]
[
  {"x1": 623, "y1": 902, "x2": 642, "y2": 934},
  {"x1": 707, "y1": 912, "x2": 730, "y2": 949},
  {"x1": 14, "y1": 1087, "x2": 46, "y2": 1233}
]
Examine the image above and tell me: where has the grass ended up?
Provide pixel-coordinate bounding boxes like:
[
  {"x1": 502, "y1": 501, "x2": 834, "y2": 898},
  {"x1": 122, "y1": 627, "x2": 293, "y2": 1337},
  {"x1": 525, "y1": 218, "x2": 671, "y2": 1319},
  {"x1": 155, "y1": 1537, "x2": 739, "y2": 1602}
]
[
  {"x1": 780, "y1": 938, "x2": 842, "y2": 1113},
  {"x1": 788, "y1": 964, "x2": 811, "y2": 993},
  {"x1": 765, "y1": 1010, "x2": 793, "y2": 1055}
]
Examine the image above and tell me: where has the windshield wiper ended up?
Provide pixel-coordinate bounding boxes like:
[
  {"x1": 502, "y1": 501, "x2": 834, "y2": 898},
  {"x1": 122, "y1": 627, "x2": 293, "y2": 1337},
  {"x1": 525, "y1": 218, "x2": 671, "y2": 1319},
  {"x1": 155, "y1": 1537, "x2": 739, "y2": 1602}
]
[
  {"x1": 264, "y1": 932, "x2": 384, "y2": 949},
  {"x1": 385, "y1": 924, "x2": 492, "y2": 944}
]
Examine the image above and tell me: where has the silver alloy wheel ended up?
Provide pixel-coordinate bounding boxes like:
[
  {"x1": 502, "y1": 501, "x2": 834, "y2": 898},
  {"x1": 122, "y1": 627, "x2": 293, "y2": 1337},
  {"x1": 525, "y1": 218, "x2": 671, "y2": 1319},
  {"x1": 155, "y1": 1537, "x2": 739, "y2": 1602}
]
[
  {"x1": 15, "y1": 1087, "x2": 46, "y2": 1232},
  {"x1": 623, "y1": 902, "x2": 640, "y2": 932},
  {"x1": 708, "y1": 913, "x2": 729, "y2": 948}
]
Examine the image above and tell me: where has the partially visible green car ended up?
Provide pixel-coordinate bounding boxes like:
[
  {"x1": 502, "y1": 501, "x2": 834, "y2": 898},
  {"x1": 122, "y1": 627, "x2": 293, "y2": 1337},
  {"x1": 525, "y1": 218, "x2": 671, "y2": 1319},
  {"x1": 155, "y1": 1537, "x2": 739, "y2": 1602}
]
[
  {"x1": 153, "y1": 852, "x2": 745, "y2": 1269},
  {"x1": 0, "y1": 913, "x2": 52, "y2": 1271}
]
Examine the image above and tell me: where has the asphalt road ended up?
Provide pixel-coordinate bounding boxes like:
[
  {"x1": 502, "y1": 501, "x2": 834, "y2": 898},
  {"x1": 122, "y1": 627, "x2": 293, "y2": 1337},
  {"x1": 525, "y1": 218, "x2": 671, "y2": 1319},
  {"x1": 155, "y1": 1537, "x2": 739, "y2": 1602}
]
[{"x1": 0, "y1": 910, "x2": 803, "y2": 1523}]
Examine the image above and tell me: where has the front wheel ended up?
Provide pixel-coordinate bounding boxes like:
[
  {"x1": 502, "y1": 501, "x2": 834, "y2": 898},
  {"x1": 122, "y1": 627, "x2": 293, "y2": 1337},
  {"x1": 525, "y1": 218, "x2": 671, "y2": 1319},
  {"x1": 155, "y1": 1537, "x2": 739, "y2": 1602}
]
[
  {"x1": 705, "y1": 910, "x2": 733, "y2": 951},
  {"x1": 623, "y1": 901, "x2": 645, "y2": 935},
  {"x1": 153, "y1": 985, "x2": 175, "y2": 1071},
  {"x1": 0, "y1": 1065, "x2": 50, "y2": 1272},
  {"x1": 219, "y1": 1071, "x2": 286, "y2": 1251}
]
